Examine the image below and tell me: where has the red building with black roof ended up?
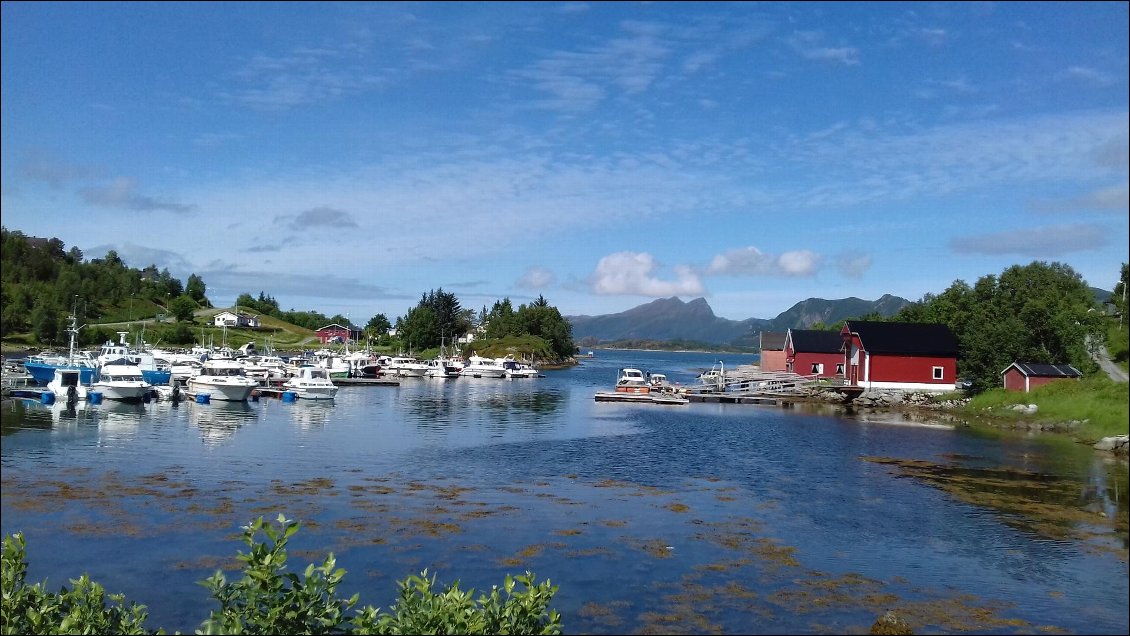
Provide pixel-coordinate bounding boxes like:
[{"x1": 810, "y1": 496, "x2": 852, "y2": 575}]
[{"x1": 840, "y1": 321, "x2": 959, "y2": 392}]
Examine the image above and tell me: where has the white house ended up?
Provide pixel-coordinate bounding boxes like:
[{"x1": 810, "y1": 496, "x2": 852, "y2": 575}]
[{"x1": 213, "y1": 311, "x2": 260, "y2": 328}]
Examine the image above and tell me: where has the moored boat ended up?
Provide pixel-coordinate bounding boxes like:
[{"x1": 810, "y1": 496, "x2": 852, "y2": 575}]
[
  {"x1": 91, "y1": 360, "x2": 151, "y2": 402},
  {"x1": 282, "y1": 366, "x2": 339, "y2": 400},
  {"x1": 187, "y1": 359, "x2": 258, "y2": 402}
]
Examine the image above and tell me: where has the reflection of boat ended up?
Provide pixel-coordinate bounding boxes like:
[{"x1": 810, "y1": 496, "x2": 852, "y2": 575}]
[
  {"x1": 187, "y1": 359, "x2": 258, "y2": 401},
  {"x1": 615, "y1": 368, "x2": 651, "y2": 394},
  {"x1": 282, "y1": 366, "x2": 339, "y2": 400},
  {"x1": 190, "y1": 400, "x2": 257, "y2": 445},
  {"x1": 91, "y1": 360, "x2": 151, "y2": 402}
]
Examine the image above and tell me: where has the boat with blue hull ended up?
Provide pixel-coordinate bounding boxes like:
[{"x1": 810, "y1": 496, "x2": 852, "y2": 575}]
[{"x1": 23, "y1": 314, "x2": 98, "y2": 386}]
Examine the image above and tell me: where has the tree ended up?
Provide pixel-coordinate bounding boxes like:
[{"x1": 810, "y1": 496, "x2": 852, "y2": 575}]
[
  {"x1": 186, "y1": 274, "x2": 209, "y2": 306},
  {"x1": 169, "y1": 295, "x2": 197, "y2": 322}
]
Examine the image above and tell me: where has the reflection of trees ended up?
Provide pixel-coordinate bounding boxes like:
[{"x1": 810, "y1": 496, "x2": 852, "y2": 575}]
[
  {"x1": 1, "y1": 398, "x2": 95, "y2": 435},
  {"x1": 191, "y1": 401, "x2": 258, "y2": 446}
]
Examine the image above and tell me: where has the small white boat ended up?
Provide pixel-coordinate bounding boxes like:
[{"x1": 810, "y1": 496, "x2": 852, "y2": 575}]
[
  {"x1": 502, "y1": 358, "x2": 541, "y2": 379},
  {"x1": 282, "y1": 366, "x2": 339, "y2": 400},
  {"x1": 187, "y1": 359, "x2": 258, "y2": 402},
  {"x1": 47, "y1": 368, "x2": 91, "y2": 404},
  {"x1": 423, "y1": 358, "x2": 462, "y2": 378},
  {"x1": 615, "y1": 367, "x2": 651, "y2": 394},
  {"x1": 91, "y1": 360, "x2": 151, "y2": 402}
]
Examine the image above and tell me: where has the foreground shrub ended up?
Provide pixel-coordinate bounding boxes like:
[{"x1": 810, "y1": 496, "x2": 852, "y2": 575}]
[
  {"x1": 3, "y1": 514, "x2": 562, "y2": 635},
  {"x1": 1, "y1": 533, "x2": 150, "y2": 635}
]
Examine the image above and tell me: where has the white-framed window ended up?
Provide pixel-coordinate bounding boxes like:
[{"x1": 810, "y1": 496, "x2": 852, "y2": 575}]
[
  {"x1": 932, "y1": 366, "x2": 944, "y2": 380},
  {"x1": 835, "y1": 363, "x2": 844, "y2": 375},
  {"x1": 811, "y1": 363, "x2": 823, "y2": 375}
]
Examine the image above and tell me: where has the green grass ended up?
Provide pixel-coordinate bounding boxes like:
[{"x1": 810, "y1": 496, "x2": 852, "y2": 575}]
[{"x1": 963, "y1": 374, "x2": 1129, "y2": 442}]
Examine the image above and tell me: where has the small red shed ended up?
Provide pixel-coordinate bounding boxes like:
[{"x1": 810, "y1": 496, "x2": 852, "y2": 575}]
[
  {"x1": 785, "y1": 329, "x2": 844, "y2": 379},
  {"x1": 759, "y1": 331, "x2": 788, "y2": 372},
  {"x1": 1001, "y1": 362, "x2": 1082, "y2": 392}
]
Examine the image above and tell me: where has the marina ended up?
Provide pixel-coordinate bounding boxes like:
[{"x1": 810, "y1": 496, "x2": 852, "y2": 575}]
[{"x1": 1, "y1": 348, "x2": 1127, "y2": 635}]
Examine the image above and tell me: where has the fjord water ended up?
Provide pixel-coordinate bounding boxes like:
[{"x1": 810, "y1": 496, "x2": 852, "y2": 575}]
[{"x1": 2, "y1": 349, "x2": 1126, "y2": 634}]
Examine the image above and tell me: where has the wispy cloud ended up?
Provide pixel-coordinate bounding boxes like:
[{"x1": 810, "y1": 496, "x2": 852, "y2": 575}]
[
  {"x1": 19, "y1": 151, "x2": 101, "y2": 188},
  {"x1": 516, "y1": 266, "x2": 556, "y2": 290},
  {"x1": 589, "y1": 251, "x2": 704, "y2": 297},
  {"x1": 835, "y1": 251, "x2": 873, "y2": 279},
  {"x1": 276, "y1": 206, "x2": 359, "y2": 231},
  {"x1": 222, "y1": 46, "x2": 390, "y2": 111},
  {"x1": 512, "y1": 20, "x2": 670, "y2": 112},
  {"x1": 949, "y1": 223, "x2": 1109, "y2": 257},
  {"x1": 1059, "y1": 65, "x2": 1117, "y2": 87},
  {"x1": 79, "y1": 178, "x2": 195, "y2": 213},
  {"x1": 1031, "y1": 184, "x2": 1129, "y2": 213},
  {"x1": 706, "y1": 247, "x2": 822, "y2": 278},
  {"x1": 787, "y1": 31, "x2": 860, "y2": 65}
]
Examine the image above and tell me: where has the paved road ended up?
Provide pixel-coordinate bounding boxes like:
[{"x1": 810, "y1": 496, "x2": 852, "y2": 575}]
[{"x1": 1091, "y1": 339, "x2": 1129, "y2": 383}]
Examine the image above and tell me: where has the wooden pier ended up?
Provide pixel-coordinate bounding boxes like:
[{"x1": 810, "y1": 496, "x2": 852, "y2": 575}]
[{"x1": 594, "y1": 391, "x2": 688, "y2": 405}]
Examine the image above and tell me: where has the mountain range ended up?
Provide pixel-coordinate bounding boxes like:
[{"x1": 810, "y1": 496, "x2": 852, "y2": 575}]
[{"x1": 565, "y1": 295, "x2": 912, "y2": 348}]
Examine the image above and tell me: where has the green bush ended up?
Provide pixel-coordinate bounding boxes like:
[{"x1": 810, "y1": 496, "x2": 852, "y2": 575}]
[{"x1": 3, "y1": 515, "x2": 562, "y2": 635}]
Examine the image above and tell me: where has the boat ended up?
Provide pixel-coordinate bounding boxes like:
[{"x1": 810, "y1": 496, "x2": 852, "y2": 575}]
[
  {"x1": 187, "y1": 359, "x2": 258, "y2": 402},
  {"x1": 91, "y1": 359, "x2": 151, "y2": 402},
  {"x1": 460, "y1": 354, "x2": 507, "y2": 378},
  {"x1": 614, "y1": 368, "x2": 651, "y2": 393},
  {"x1": 385, "y1": 356, "x2": 429, "y2": 378},
  {"x1": 282, "y1": 366, "x2": 339, "y2": 400},
  {"x1": 423, "y1": 358, "x2": 462, "y2": 378},
  {"x1": 502, "y1": 358, "x2": 541, "y2": 379},
  {"x1": 47, "y1": 368, "x2": 91, "y2": 404},
  {"x1": 95, "y1": 334, "x2": 173, "y2": 387},
  {"x1": 594, "y1": 368, "x2": 688, "y2": 405},
  {"x1": 23, "y1": 313, "x2": 98, "y2": 386}
]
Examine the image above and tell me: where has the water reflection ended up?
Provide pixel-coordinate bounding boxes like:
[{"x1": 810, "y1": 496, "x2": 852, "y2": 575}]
[
  {"x1": 2, "y1": 397, "x2": 96, "y2": 433},
  {"x1": 286, "y1": 400, "x2": 336, "y2": 431},
  {"x1": 94, "y1": 400, "x2": 148, "y2": 444},
  {"x1": 188, "y1": 401, "x2": 259, "y2": 446}
]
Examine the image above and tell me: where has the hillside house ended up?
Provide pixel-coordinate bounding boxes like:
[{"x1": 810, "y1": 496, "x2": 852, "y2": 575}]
[
  {"x1": 316, "y1": 323, "x2": 361, "y2": 345},
  {"x1": 840, "y1": 321, "x2": 959, "y2": 392},
  {"x1": 213, "y1": 311, "x2": 260, "y2": 328},
  {"x1": 1001, "y1": 362, "x2": 1082, "y2": 392},
  {"x1": 785, "y1": 329, "x2": 845, "y2": 379},
  {"x1": 759, "y1": 331, "x2": 788, "y2": 372}
]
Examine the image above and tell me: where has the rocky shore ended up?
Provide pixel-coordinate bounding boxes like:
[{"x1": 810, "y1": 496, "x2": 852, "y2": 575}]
[{"x1": 794, "y1": 385, "x2": 1129, "y2": 458}]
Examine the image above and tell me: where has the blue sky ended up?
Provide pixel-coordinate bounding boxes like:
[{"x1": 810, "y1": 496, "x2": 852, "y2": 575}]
[{"x1": 3, "y1": 2, "x2": 1127, "y2": 323}]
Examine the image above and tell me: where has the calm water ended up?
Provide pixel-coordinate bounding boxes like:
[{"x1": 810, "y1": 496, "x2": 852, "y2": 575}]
[{"x1": 2, "y1": 350, "x2": 1127, "y2": 635}]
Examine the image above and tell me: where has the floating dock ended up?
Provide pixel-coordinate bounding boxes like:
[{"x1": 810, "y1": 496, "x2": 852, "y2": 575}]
[
  {"x1": 594, "y1": 391, "x2": 689, "y2": 405},
  {"x1": 332, "y1": 377, "x2": 400, "y2": 386}
]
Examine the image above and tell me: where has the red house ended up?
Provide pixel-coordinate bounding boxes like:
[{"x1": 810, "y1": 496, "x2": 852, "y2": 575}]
[
  {"x1": 759, "y1": 331, "x2": 788, "y2": 372},
  {"x1": 316, "y1": 323, "x2": 359, "y2": 345},
  {"x1": 841, "y1": 321, "x2": 959, "y2": 392},
  {"x1": 785, "y1": 329, "x2": 844, "y2": 379},
  {"x1": 1001, "y1": 362, "x2": 1082, "y2": 392}
]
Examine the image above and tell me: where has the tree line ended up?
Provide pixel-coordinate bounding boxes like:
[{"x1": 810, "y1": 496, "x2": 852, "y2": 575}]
[{"x1": 1, "y1": 227, "x2": 576, "y2": 361}]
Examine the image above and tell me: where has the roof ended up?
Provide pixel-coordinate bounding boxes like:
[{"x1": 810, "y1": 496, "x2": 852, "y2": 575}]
[
  {"x1": 788, "y1": 329, "x2": 843, "y2": 354},
  {"x1": 759, "y1": 331, "x2": 787, "y2": 351},
  {"x1": 842, "y1": 321, "x2": 958, "y2": 357},
  {"x1": 1002, "y1": 362, "x2": 1082, "y2": 378}
]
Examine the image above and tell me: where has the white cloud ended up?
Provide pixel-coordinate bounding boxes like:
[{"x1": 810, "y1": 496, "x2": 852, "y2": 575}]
[
  {"x1": 949, "y1": 223, "x2": 1109, "y2": 257},
  {"x1": 706, "y1": 247, "x2": 822, "y2": 277},
  {"x1": 589, "y1": 251, "x2": 704, "y2": 296},
  {"x1": 516, "y1": 266, "x2": 556, "y2": 290},
  {"x1": 835, "y1": 251, "x2": 872, "y2": 279},
  {"x1": 79, "y1": 177, "x2": 195, "y2": 213}
]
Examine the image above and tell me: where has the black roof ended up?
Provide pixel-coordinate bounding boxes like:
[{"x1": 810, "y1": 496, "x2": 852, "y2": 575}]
[
  {"x1": 844, "y1": 321, "x2": 958, "y2": 357},
  {"x1": 789, "y1": 329, "x2": 844, "y2": 354},
  {"x1": 759, "y1": 331, "x2": 787, "y2": 351},
  {"x1": 1004, "y1": 362, "x2": 1082, "y2": 378}
]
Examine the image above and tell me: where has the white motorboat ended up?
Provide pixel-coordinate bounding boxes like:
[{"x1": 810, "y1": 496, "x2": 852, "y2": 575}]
[
  {"x1": 187, "y1": 359, "x2": 258, "y2": 402},
  {"x1": 501, "y1": 357, "x2": 541, "y2": 379},
  {"x1": 423, "y1": 358, "x2": 462, "y2": 378},
  {"x1": 91, "y1": 360, "x2": 151, "y2": 402},
  {"x1": 282, "y1": 366, "x2": 339, "y2": 400},
  {"x1": 614, "y1": 368, "x2": 651, "y2": 393},
  {"x1": 460, "y1": 354, "x2": 507, "y2": 378},
  {"x1": 385, "y1": 356, "x2": 429, "y2": 378}
]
